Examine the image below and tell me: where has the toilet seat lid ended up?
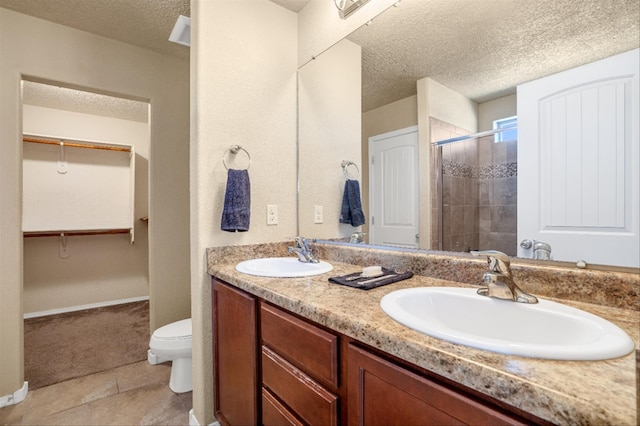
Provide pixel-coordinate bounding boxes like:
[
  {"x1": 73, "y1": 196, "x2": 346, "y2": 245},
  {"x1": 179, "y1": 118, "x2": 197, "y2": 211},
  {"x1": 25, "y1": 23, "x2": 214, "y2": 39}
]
[{"x1": 153, "y1": 318, "x2": 192, "y2": 340}]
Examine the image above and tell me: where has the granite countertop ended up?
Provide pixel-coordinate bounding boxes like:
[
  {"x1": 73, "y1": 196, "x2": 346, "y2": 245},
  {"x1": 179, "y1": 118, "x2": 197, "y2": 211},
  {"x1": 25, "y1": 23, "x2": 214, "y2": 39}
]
[{"x1": 207, "y1": 247, "x2": 638, "y2": 426}]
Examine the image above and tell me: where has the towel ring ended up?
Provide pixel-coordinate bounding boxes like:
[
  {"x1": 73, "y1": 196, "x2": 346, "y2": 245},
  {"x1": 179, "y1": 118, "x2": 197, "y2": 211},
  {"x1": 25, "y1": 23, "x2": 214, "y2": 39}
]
[
  {"x1": 223, "y1": 145, "x2": 251, "y2": 170},
  {"x1": 341, "y1": 160, "x2": 359, "y2": 179}
]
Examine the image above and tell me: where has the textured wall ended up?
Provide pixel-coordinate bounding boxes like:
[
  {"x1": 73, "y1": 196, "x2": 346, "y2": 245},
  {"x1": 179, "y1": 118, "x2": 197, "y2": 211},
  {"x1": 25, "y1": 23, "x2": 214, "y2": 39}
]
[
  {"x1": 478, "y1": 94, "x2": 516, "y2": 131},
  {"x1": 427, "y1": 78, "x2": 478, "y2": 133},
  {"x1": 0, "y1": 7, "x2": 189, "y2": 399},
  {"x1": 298, "y1": 39, "x2": 362, "y2": 239},
  {"x1": 190, "y1": 1, "x2": 297, "y2": 424}
]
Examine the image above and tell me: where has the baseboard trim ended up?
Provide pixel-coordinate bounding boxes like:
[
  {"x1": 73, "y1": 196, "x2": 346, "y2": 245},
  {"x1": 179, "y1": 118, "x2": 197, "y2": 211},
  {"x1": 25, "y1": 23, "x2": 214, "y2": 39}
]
[
  {"x1": 0, "y1": 381, "x2": 28, "y2": 408},
  {"x1": 188, "y1": 409, "x2": 220, "y2": 426},
  {"x1": 24, "y1": 296, "x2": 150, "y2": 319}
]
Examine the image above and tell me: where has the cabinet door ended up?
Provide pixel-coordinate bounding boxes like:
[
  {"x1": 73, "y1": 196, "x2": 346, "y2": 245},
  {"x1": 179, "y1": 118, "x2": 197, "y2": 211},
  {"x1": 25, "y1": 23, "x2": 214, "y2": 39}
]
[
  {"x1": 212, "y1": 280, "x2": 258, "y2": 426},
  {"x1": 347, "y1": 344, "x2": 525, "y2": 426}
]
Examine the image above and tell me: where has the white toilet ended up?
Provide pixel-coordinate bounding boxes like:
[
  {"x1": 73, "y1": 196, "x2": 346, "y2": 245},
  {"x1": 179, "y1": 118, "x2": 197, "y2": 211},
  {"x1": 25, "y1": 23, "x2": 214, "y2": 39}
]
[{"x1": 148, "y1": 318, "x2": 192, "y2": 393}]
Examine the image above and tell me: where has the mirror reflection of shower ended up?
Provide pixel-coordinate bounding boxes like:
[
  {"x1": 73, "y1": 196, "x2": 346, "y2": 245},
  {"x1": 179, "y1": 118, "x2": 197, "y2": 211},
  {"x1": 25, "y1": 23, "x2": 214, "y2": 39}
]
[{"x1": 431, "y1": 118, "x2": 518, "y2": 255}]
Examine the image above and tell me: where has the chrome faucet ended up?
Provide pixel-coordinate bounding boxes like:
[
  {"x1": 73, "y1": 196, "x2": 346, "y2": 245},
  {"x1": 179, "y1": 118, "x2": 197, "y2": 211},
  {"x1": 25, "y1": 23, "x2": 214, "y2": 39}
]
[
  {"x1": 288, "y1": 237, "x2": 319, "y2": 263},
  {"x1": 471, "y1": 250, "x2": 538, "y2": 304},
  {"x1": 532, "y1": 241, "x2": 552, "y2": 260},
  {"x1": 350, "y1": 232, "x2": 366, "y2": 244},
  {"x1": 520, "y1": 239, "x2": 552, "y2": 260}
]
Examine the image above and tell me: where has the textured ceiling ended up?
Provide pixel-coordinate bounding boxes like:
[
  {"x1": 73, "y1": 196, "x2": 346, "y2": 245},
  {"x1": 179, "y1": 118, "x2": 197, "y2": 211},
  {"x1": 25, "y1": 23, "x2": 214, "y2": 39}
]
[
  {"x1": 3, "y1": 0, "x2": 638, "y2": 116},
  {"x1": 22, "y1": 81, "x2": 149, "y2": 123},
  {"x1": 0, "y1": 0, "x2": 190, "y2": 58},
  {"x1": 0, "y1": 0, "x2": 188, "y2": 121},
  {"x1": 349, "y1": 0, "x2": 640, "y2": 111}
]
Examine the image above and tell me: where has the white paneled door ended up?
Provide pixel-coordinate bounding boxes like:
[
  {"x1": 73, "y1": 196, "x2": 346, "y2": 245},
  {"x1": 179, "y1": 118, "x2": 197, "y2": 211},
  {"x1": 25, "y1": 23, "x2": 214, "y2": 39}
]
[
  {"x1": 517, "y1": 49, "x2": 639, "y2": 268},
  {"x1": 369, "y1": 126, "x2": 419, "y2": 248}
]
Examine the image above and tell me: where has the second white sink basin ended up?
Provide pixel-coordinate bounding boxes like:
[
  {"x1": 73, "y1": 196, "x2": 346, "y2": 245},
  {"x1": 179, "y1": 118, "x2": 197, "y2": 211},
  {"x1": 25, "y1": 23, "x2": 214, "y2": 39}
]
[
  {"x1": 236, "y1": 257, "x2": 333, "y2": 278},
  {"x1": 380, "y1": 287, "x2": 634, "y2": 360}
]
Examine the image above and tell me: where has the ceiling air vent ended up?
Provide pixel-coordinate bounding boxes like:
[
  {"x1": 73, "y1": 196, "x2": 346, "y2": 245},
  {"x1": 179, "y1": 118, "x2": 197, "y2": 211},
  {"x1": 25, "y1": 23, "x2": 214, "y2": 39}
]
[{"x1": 169, "y1": 15, "x2": 190, "y2": 47}]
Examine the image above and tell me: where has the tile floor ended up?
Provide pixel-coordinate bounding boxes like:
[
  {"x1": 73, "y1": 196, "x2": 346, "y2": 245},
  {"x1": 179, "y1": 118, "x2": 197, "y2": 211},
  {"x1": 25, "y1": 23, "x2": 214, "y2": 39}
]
[{"x1": 0, "y1": 361, "x2": 192, "y2": 425}]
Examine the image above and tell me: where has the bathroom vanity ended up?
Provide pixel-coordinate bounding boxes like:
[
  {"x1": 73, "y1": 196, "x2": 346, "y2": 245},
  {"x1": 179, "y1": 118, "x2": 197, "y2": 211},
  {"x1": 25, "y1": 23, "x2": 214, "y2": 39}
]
[
  {"x1": 208, "y1": 243, "x2": 639, "y2": 426},
  {"x1": 212, "y1": 278, "x2": 540, "y2": 425}
]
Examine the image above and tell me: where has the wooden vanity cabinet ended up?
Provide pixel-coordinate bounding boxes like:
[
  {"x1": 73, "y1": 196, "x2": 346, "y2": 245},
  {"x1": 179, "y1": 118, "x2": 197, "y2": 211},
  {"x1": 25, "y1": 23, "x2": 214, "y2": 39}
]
[
  {"x1": 212, "y1": 278, "x2": 545, "y2": 426},
  {"x1": 212, "y1": 279, "x2": 259, "y2": 426},
  {"x1": 212, "y1": 279, "x2": 341, "y2": 426},
  {"x1": 262, "y1": 387, "x2": 304, "y2": 426},
  {"x1": 347, "y1": 344, "x2": 528, "y2": 425},
  {"x1": 260, "y1": 301, "x2": 341, "y2": 426}
]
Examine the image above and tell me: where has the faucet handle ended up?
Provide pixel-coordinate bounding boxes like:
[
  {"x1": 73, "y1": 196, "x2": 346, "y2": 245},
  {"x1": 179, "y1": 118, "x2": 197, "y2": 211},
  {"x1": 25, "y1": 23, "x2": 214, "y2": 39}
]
[
  {"x1": 471, "y1": 250, "x2": 511, "y2": 275},
  {"x1": 296, "y1": 236, "x2": 311, "y2": 250}
]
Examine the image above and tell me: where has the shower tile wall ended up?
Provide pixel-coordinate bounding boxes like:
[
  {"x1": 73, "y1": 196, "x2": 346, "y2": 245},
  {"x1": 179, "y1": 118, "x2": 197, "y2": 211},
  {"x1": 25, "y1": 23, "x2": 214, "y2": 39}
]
[
  {"x1": 478, "y1": 135, "x2": 517, "y2": 255},
  {"x1": 430, "y1": 118, "x2": 517, "y2": 255}
]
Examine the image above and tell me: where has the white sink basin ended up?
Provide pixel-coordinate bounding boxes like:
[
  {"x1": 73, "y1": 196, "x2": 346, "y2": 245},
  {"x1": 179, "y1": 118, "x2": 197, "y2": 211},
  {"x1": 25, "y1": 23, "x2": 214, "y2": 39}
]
[
  {"x1": 380, "y1": 287, "x2": 634, "y2": 360},
  {"x1": 236, "y1": 257, "x2": 333, "y2": 278}
]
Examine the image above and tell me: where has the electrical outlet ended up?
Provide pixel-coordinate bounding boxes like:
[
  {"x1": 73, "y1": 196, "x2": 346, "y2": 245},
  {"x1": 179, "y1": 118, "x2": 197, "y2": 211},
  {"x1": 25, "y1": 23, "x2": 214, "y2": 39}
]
[
  {"x1": 267, "y1": 205, "x2": 278, "y2": 225},
  {"x1": 314, "y1": 205, "x2": 323, "y2": 224}
]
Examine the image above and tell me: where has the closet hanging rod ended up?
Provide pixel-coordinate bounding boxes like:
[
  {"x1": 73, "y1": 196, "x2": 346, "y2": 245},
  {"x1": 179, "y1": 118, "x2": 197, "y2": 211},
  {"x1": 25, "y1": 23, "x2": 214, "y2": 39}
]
[
  {"x1": 432, "y1": 126, "x2": 517, "y2": 147},
  {"x1": 23, "y1": 136, "x2": 132, "y2": 152},
  {"x1": 23, "y1": 229, "x2": 132, "y2": 238}
]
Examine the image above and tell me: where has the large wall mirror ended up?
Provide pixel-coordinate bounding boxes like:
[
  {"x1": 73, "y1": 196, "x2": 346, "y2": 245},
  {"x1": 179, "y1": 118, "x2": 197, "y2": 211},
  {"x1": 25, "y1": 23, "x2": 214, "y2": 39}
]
[{"x1": 298, "y1": 0, "x2": 639, "y2": 269}]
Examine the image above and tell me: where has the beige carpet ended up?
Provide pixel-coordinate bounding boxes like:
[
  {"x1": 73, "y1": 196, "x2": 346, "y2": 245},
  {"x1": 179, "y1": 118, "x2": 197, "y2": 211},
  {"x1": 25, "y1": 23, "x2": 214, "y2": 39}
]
[{"x1": 24, "y1": 300, "x2": 150, "y2": 390}]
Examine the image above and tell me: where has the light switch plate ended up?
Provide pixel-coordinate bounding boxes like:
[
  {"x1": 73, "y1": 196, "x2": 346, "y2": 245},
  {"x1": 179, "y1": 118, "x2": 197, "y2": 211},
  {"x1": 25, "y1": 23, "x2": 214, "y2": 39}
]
[
  {"x1": 267, "y1": 205, "x2": 278, "y2": 225},
  {"x1": 314, "y1": 205, "x2": 323, "y2": 224}
]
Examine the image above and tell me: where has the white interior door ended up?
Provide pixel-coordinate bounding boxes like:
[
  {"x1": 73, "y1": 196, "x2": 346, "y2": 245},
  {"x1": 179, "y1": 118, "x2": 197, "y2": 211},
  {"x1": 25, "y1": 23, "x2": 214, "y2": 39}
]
[
  {"x1": 517, "y1": 49, "x2": 639, "y2": 268},
  {"x1": 369, "y1": 126, "x2": 419, "y2": 248}
]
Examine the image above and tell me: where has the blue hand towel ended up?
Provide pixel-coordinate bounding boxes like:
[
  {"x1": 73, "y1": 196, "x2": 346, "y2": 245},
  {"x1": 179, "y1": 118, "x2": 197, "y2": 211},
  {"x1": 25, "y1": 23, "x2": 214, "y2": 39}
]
[
  {"x1": 339, "y1": 179, "x2": 365, "y2": 227},
  {"x1": 221, "y1": 169, "x2": 250, "y2": 232}
]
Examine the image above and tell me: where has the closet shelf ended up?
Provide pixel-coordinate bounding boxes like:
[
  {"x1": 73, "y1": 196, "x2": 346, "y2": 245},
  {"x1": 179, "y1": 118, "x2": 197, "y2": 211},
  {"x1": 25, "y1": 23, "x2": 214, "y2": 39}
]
[
  {"x1": 22, "y1": 132, "x2": 136, "y2": 245},
  {"x1": 23, "y1": 229, "x2": 132, "y2": 238},
  {"x1": 23, "y1": 135, "x2": 132, "y2": 152}
]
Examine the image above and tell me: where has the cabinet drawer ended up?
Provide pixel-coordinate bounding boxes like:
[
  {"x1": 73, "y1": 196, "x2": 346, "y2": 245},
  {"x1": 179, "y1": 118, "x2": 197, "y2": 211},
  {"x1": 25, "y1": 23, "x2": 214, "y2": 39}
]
[
  {"x1": 261, "y1": 302, "x2": 339, "y2": 388},
  {"x1": 262, "y1": 387, "x2": 304, "y2": 426},
  {"x1": 262, "y1": 346, "x2": 338, "y2": 426}
]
